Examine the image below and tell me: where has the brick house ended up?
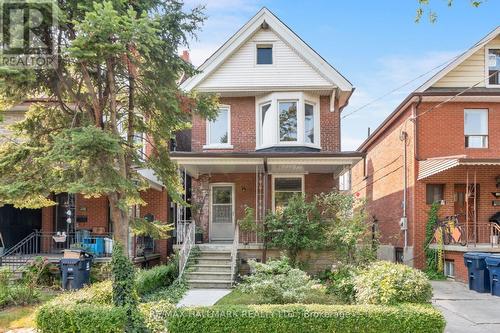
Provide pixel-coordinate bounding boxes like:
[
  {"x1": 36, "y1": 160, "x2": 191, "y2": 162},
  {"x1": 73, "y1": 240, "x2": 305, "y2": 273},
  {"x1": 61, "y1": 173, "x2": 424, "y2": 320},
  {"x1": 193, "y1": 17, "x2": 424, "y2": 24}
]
[
  {"x1": 0, "y1": 99, "x2": 170, "y2": 267},
  {"x1": 351, "y1": 26, "x2": 500, "y2": 282},
  {"x1": 171, "y1": 8, "x2": 362, "y2": 287}
]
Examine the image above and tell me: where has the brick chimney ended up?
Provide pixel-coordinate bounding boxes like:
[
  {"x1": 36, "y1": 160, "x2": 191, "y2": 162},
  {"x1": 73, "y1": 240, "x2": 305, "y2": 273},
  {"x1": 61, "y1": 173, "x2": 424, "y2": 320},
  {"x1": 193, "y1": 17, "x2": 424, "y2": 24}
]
[{"x1": 181, "y1": 50, "x2": 191, "y2": 63}]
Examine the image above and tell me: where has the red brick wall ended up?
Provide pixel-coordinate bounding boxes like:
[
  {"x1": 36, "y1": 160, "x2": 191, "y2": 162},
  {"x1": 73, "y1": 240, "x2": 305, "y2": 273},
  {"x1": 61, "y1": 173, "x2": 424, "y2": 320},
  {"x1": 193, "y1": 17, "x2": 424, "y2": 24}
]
[
  {"x1": 445, "y1": 251, "x2": 468, "y2": 283},
  {"x1": 418, "y1": 101, "x2": 500, "y2": 159},
  {"x1": 75, "y1": 195, "x2": 109, "y2": 232},
  {"x1": 139, "y1": 188, "x2": 169, "y2": 262},
  {"x1": 191, "y1": 96, "x2": 340, "y2": 153}
]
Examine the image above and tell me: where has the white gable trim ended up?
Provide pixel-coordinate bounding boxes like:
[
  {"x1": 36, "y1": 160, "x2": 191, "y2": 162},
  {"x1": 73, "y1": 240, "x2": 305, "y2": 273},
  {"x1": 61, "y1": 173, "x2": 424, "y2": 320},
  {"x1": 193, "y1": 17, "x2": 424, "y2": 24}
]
[
  {"x1": 416, "y1": 26, "x2": 500, "y2": 93},
  {"x1": 181, "y1": 7, "x2": 352, "y2": 92}
]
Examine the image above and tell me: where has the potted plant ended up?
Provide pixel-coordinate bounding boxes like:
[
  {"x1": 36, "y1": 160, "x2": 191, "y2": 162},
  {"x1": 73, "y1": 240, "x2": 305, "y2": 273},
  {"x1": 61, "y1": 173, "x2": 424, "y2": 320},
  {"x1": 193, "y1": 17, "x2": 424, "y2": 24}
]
[
  {"x1": 195, "y1": 226, "x2": 204, "y2": 244},
  {"x1": 238, "y1": 206, "x2": 258, "y2": 245}
]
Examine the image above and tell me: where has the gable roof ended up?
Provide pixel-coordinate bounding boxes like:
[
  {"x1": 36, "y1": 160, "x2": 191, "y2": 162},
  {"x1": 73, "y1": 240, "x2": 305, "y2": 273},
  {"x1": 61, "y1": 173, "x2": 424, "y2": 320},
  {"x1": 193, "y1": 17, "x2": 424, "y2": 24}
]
[
  {"x1": 181, "y1": 7, "x2": 353, "y2": 92},
  {"x1": 416, "y1": 26, "x2": 500, "y2": 93}
]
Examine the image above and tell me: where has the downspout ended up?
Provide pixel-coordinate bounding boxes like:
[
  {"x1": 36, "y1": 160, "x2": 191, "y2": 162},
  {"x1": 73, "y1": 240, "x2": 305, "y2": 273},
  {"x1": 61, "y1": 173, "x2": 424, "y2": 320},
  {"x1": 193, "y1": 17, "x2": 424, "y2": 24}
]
[{"x1": 400, "y1": 130, "x2": 408, "y2": 250}]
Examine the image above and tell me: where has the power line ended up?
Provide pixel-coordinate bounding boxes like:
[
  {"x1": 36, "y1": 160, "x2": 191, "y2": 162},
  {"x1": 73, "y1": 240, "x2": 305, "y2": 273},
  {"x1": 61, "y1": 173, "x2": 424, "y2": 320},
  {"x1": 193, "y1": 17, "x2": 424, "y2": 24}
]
[{"x1": 341, "y1": 53, "x2": 462, "y2": 120}]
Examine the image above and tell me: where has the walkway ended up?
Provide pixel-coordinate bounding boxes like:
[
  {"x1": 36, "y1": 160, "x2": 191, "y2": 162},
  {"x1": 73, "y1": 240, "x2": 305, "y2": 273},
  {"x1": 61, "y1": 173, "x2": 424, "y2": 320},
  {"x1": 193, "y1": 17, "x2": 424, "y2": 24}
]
[
  {"x1": 432, "y1": 280, "x2": 500, "y2": 333},
  {"x1": 177, "y1": 289, "x2": 231, "y2": 307}
]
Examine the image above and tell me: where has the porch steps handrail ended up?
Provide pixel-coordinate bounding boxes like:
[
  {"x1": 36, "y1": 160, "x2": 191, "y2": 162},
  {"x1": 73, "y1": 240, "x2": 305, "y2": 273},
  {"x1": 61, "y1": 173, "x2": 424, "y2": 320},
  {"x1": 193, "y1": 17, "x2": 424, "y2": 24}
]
[
  {"x1": 230, "y1": 224, "x2": 239, "y2": 287},
  {"x1": 1, "y1": 231, "x2": 37, "y2": 258},
  {"x1": 178, "y1": 221, "x2": 195, "y2": 278}
]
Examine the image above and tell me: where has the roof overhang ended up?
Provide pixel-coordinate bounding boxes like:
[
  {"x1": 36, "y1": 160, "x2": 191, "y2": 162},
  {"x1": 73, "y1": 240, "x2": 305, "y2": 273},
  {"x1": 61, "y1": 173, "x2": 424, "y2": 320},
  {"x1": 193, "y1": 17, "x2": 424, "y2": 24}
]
[
  {"x1": 137, "y1": 168, "x2": 164, "y2": 191},
  {"x1": 170, "y1": 152, "x2": 362, "y2": 178},
  {"x1": 418, "y1": 157, "x2": 500, "y2": 180}
]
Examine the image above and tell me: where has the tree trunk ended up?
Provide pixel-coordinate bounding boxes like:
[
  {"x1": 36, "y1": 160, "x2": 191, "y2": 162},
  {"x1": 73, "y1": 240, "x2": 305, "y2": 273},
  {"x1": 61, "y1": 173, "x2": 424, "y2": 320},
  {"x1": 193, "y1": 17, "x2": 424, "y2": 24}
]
[{"x1": 109, "y1": 192, "x2": 131, "y2": 257}]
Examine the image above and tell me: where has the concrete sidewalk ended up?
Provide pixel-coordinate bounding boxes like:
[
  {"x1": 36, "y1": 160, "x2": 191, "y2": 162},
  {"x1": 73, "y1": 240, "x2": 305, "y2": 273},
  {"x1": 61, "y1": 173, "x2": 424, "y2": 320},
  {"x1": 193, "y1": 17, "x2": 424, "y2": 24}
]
[
  {"x1": 432, "y1": 280, "x2": 500, "y2": 333},
  {"x1": 177, "y1": 289, "x2": 231, "y2": 307}
]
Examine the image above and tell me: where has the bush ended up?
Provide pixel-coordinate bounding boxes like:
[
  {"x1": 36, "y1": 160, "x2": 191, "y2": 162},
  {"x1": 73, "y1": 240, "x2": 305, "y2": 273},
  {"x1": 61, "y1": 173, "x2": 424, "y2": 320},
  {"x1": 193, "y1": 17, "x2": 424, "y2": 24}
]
[
  {"x1": 354, "y1": 261, "x2": 433, "y2": 305},
  {"x1": 0, "y1": 267, "x2": 41, "y2": 308},
  {"x1": 36, "y1": 303, "x2": 127, "y2": 333},
  {"x1": 238, "y1": 257, "x2": 326, "y2": 304},
  {"x1": 141, "y1": 279, "x2": 188, "y2": 304},
  {"x1": 321, "y1": 265, "x2": 358, "y2": 304},
  {"x1": 54, "y1": 280, "x2": 113, "y2": 306},
  {"x1": 136, "y1": 260, "x2": 178, "y2": 296},
  {"x1": 167, "y1": 304, "x2": 445, "y2": 333},
  {"x1": 139, "y1": 300, "x2": 175, "y2": 333}
]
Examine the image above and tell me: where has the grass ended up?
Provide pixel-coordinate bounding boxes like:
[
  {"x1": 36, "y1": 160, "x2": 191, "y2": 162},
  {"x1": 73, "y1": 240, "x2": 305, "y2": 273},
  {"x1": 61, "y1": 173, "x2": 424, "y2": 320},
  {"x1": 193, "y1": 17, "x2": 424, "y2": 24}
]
[
  {"x1": 215, "y1": 289, "x2": 337, "y2": 306},
  {"x1": 0, "y1": 289, "x2": 58, "y2": 333}
]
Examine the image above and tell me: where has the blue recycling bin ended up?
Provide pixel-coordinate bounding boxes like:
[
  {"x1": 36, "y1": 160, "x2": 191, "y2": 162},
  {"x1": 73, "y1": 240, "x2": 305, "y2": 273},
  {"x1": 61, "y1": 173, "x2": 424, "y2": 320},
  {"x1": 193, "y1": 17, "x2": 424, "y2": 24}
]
[
  {"x1": 82, "y1": 237, "x2": 105, "y2": 256},
  {"x1": 463, "y1": 252, "x2": 491, "y2": 293},
  {"x1": 485, "y1": 255, "x2": 500, "y2": 297}
]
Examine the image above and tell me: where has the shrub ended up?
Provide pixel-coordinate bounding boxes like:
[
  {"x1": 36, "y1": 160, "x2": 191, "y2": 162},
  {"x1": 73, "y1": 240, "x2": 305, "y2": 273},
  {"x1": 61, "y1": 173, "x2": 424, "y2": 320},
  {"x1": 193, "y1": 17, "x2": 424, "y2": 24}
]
[
  {"x1": 139, "y1": 300, "x2": 175, "y2": 333},
  {"x1": 0, "y1": 267, "x2": 41, "y2": 308},
  {"x1": 36, "y1": 303, "x2": 127, "y2": 333},
  {"x1": 54, "y1": 280, "x2": 113, "y2": 306},
  {"x1": 141, "y1": 278, "x2": 188, "y2": 304},
  {"x1": 167, "y1": 304, "x2": 445, "y2": 333},
  {"x1": 321, "y1": 264, "x2": 358, "y2": 304},
  {"x1": 354, "y1": 261, "x2": 433, "y2": 305},
  {"x1": 238, "y1": 257, "x2": 326, "y2": 304},
  {"x1": 136, "y1": 259, "x2": 178, "y2": 296}
]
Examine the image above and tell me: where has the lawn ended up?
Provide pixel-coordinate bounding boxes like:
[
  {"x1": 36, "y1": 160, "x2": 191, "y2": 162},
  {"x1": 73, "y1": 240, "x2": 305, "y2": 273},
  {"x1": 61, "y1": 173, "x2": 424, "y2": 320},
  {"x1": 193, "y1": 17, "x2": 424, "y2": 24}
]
[
  {"x1": 0, "y1": 290, "x2": 58, "y2": 333},
  {"x1": 215, "y1": 289, "x2": 338, "y2": 306}
]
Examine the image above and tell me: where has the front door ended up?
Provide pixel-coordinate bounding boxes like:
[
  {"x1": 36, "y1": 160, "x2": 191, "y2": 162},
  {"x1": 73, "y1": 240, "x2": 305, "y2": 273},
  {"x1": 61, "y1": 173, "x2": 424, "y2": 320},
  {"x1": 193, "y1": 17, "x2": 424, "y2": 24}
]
[
  {"x1": 454, "y1": 184, "x2": 467, "y2": 224},
  {"x1": 210, "y1": 184, "x2": 234, "y2": 242}
]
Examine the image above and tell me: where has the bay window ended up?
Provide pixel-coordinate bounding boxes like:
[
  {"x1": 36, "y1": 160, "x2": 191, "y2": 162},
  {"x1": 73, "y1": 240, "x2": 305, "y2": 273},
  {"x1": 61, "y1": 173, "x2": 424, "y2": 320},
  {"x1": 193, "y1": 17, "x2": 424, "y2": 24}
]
[
  {"x1": 464, "y1": 109, "x2": 488, "y2": 148},
  {"x1": 206, "y1": 106, "x2": 231, "y2": 148},
  {"x1": 257, "y1": 92, "x2": 320, "y2": 149}
]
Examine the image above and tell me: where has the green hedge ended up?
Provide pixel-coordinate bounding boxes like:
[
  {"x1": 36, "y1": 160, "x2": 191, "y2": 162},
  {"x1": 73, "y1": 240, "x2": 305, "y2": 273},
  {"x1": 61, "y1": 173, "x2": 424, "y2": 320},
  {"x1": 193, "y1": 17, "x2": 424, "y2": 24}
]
[
  {"x1": 36, "y1": 303, "x2": 127, "y2": 333},
  {"x1": 135, "y1": 262, "x2": 178, "y2": 296},
  {"x1": 167, "y1": 304, "x2": 445, "y2": 333}
]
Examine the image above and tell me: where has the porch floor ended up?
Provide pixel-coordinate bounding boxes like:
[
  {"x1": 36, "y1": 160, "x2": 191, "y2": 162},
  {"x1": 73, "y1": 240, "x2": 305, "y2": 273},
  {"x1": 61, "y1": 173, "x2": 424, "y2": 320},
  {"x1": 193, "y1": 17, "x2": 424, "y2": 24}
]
[
  {"x1": 1, "y1": 253, "x2": 161, "y2": 264},
  {"x1": 429, "y1": 243, "x2": 500, "y2": 253}
]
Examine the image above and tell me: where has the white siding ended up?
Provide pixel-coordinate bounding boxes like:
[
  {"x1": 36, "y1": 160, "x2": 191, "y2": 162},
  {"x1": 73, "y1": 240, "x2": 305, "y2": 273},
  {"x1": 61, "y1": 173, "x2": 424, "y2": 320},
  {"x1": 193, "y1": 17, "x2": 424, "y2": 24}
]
[
  {"x1": 433, "y1": 35, "x2": 500, "y2": 88},
  {"x1": 198, "y1": 29, "x2": 332, "y2": 90}
]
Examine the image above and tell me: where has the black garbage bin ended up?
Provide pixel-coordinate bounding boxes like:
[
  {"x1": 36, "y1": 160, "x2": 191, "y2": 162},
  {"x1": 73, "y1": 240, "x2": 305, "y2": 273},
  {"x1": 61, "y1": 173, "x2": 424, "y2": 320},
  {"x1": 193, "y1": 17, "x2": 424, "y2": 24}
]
[
  {"x1": 463, "y1": 252, "x2": 491, "y2": 293},
  {"x1": 485, "y1": 254, "x2": 500, "y2": 297},
  {"x1": 60, "y1": 250, "x2": 93, "y2": 290}
]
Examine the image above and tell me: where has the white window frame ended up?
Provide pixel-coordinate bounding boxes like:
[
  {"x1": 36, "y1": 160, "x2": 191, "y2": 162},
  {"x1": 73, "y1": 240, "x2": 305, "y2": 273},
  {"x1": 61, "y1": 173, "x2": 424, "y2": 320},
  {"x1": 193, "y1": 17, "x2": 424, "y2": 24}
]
[
  {"x1": 464, "y1": 108, "x2": 488, "y2": 149},
  {"x1": 208, "y1": 183, "x2": 235, "y2": 242},
  {"x1": 271, "y1": 174, "x2": 305, "y2": 211},
  {"x1": 444, "y1": 260, "x2": 455, "y2": 278},
  {"x1": 485, "y1": 46, "x2": 500, "y2": 88},
  {"x1": 204, "y1": 105, "x2": 233, "y2": 149},
  {"x1": 256, "y1": 92, "x2": 321, "y2": 150},
  {"x1": 255, "y1": 42, "x2": 275, "y2": 66}
]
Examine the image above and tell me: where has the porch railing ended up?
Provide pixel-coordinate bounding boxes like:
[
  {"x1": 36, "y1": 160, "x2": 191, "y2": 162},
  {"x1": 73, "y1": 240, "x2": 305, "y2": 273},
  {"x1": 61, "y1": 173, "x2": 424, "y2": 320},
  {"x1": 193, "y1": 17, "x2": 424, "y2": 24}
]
[
  {"x1": 178, "y1": 221, "x2": 195, "y2": 278},
  {"x1": 465, "y1": 223, "x2": 500, "y2": 246},
  {"x1": 230, "y1": 224, "x2": 239, "y2": 287},
  {"x1": 176, "y1": 220, "x2": 193, "y2": 245}
]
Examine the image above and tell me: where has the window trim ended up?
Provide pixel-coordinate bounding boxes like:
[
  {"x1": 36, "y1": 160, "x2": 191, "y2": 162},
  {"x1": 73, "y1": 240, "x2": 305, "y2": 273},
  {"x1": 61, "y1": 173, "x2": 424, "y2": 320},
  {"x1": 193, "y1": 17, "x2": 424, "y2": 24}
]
[
  {"x1": 271, "y1": 174, "x2": 305, "y2": 212},
  {"x1": 485, "y1": 46, "x2": 500, "y2": 88},
  {"x1": 464, "y1": 108, "x2": 489, "y2": 149},
  {"x1": 255, "y1": 92, "x2": 321, "y2": 150},
  {"x1": 256, "y1": 43, "x2": 274, "y2": 66},
  {"x1": 204, "y1": 105, "x2": 233, "y2": 149}
]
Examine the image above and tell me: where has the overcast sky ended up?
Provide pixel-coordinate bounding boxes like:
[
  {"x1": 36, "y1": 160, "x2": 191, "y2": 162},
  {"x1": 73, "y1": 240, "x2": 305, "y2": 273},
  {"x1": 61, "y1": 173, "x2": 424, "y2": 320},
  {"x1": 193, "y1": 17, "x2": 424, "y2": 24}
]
[{"x1": 183, "y1": 0, "x2": 500, "y2": 151}]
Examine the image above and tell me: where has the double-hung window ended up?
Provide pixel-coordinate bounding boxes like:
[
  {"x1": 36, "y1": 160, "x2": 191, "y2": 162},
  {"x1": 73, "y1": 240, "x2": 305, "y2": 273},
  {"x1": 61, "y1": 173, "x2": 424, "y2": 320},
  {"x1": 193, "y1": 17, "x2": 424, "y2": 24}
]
[
  {"x1": 273, "y1": 176, "x2": 304, "y2": 210},
  {"x1": 464, "y1": 109, "x2": 488, "y2": 148},
  {"x1": 487, "y1": 48, "x2": 500, "y2": 86},
  {"x1": 206, "y1": 107, "x2": 231, "y2": 148}
]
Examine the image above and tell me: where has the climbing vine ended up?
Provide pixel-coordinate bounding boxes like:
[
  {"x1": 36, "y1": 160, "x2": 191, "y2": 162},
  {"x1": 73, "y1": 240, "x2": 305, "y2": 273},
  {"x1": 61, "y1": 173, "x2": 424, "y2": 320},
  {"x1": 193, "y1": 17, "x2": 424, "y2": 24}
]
[{"x1": 424, "y1": 202, "x2": 445, "y2": 278}]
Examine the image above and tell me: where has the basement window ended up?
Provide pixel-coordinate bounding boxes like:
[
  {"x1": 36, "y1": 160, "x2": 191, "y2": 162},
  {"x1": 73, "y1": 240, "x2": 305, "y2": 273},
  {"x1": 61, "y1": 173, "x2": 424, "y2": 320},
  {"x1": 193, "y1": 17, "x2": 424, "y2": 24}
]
[
  {"x1": 256, "y1": 44, "x2": 273, "y2": 65},
  {"x1": 444, "y1": 260, "x2": 455, "y2": 278}
]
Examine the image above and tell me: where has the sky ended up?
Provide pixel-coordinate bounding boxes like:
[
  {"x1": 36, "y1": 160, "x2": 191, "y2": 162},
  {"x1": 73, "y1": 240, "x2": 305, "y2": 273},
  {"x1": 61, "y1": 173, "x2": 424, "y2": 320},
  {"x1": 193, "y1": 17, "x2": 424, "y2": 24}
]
[{"x1": 183, "y1": 0, "x2": 500, "y2": 151}]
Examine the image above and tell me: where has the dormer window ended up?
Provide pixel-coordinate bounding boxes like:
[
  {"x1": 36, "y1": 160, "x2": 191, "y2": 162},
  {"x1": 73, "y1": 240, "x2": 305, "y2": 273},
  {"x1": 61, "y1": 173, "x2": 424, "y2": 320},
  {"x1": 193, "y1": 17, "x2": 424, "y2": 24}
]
[
  {"x1": 256, "y1": 92, "x2": 320, "y2": 149},
  {"x1": 256, "y1": 44, "x2": 273, "y2": 65},
  {"x1": 488, "y1": 48, "x2": 500, "y2": 86}
]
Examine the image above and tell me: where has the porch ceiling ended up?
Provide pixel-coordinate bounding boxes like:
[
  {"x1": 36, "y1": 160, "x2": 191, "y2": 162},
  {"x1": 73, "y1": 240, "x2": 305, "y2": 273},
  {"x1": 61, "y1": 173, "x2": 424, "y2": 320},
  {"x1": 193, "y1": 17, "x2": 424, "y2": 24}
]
[
  {"x1": 418, "y1": 158, "x2": 500, "y2": 180},
  {"x1": 171, "y1": 153, "x2": 362, "y2": 178}
]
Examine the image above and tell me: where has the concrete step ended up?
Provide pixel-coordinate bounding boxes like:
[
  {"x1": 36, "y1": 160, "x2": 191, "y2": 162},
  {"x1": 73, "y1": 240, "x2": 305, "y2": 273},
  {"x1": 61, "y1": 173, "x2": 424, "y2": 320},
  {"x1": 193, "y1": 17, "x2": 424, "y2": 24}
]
[
  {"x1": 187, "y1": 271, "x2": 232, "y2": 281},
  {"x1": 192, "y1": 264, "x2": 231, "y2": 273},
  {"x1": 197, "y1": 251, "x2": 231, "y2": 259},
  {"x1": 196, "y1": 244, "x2": 232, "y2": 251},
  {"x1": 188, "y1": 279, "x2": 233, "y2": 289},
  {"x1": 197, "y1": 258, "x2": 232, "y2": 265}
]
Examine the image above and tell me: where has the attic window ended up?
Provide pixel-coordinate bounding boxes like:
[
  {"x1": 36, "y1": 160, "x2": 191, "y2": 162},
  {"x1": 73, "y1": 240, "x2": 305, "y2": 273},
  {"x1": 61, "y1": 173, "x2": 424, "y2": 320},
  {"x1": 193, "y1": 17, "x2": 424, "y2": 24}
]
[
  {"x1": 257, "y1": 45, "x2": 273, "y2": 65},
  {"x1": 488, "y1": 48, "x2": 500, "y2": 86}
]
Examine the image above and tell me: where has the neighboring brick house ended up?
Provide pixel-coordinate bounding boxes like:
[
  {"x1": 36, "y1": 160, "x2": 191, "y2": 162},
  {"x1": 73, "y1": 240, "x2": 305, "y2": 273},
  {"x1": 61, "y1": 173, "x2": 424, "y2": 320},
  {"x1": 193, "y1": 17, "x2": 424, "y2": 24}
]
[
  {"x1": 351, "y1": 26, "x2": 500, "y2": 282},
  {"x1": 171, "y1": 8, "x2": 362, "y2": 285},
  {"x1": 0, "y1": 100, "x2": 170, "y2": 265}
]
